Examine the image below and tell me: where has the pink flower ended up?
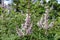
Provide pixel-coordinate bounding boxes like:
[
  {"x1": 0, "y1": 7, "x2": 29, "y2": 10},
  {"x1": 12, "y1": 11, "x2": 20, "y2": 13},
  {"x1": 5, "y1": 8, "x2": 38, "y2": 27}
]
[
  {"x1": 16, "y1": 14, "x2": 32, "y2": 36},
  {"x1": 37, "y1": 6, "x2": 54, "y2": 30}
]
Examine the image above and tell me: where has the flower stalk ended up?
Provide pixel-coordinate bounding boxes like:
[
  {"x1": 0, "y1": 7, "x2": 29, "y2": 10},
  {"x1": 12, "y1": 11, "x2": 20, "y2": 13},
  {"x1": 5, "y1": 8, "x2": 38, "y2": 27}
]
[{"x1": 16, "y1": 0, "x2": 32, "y2": 37}]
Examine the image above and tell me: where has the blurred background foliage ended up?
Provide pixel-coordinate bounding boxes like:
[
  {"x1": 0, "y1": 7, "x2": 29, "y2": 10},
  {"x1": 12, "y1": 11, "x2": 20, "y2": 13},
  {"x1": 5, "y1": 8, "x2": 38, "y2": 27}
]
[{"x1": 0, "y1": 0, "x2": 60, "y2": 40}]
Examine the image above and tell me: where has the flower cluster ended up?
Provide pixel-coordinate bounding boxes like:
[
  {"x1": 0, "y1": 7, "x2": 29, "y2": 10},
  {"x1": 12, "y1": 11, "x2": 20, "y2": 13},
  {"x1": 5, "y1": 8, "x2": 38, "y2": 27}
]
[
  {"x1": 16, "y1": 14, "x2": 32, "y2": 37},
  {"x1": 37, "y1": 6, "x2": 54, "y2": 30}
]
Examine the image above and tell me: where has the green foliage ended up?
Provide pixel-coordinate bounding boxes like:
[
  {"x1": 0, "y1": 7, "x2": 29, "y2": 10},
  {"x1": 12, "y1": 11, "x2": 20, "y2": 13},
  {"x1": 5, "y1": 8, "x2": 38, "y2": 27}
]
[{"x1": 0, "y1": 0, "x2": 60, "y2": 40}]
